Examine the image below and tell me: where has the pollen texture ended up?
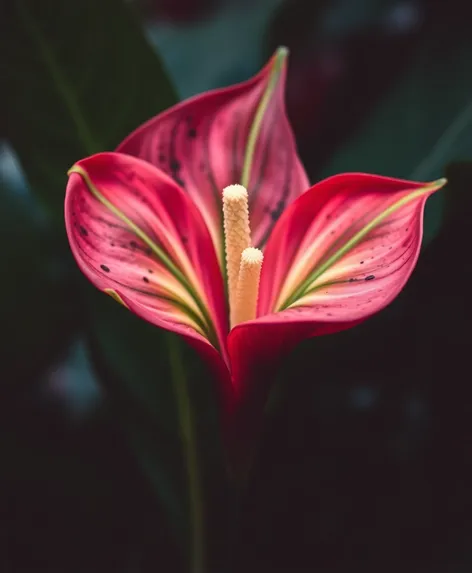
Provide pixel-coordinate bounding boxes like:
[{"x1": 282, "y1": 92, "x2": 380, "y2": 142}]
[{"x1": 223, "y1": 184, "x2": 251, "y2": 325}]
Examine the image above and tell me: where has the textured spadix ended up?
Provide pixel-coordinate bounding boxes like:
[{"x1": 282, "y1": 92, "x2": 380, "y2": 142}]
[{"x1": 223, "y1": 184, "x2": 251, "y2": 324}]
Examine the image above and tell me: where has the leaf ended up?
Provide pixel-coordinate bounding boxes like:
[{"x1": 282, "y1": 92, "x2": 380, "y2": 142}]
[
  {"x1": 0, "y1": 182, "x2": 82, "y2": 388},
  {"x1": 1, "y1": 0, "x2": 207, "y2": 537},
  {"x1": 85, "y1": 311, "x2": 188, "y2": 540},
  {"x1": 2, "y1": 0, "x2": 177, "y2": 224}
]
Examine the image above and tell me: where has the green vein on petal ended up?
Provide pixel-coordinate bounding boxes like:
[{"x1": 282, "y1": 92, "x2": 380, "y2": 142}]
[
  {"x1": 240, "y1": 46, "x2": 288, "y2": 189},
  {"x1": 279, "y1": 178, "x2": 447, "y2": 310}
]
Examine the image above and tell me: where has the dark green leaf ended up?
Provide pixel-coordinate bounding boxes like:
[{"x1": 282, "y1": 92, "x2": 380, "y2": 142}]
[
  {"x1": 2, "y1": 0, "x2": 177, "y2": 223},
  {"x1": 1, "y1": 0, "x2": 195, "y2": 537},
  {"x1": 0, "y1": 182, "x2": 82, "y2": 387}
]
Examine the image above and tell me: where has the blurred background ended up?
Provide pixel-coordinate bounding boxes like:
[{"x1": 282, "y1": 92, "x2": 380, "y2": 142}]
[{"x1": 1, "y1": 0, "x2": 471, "y2": 571}]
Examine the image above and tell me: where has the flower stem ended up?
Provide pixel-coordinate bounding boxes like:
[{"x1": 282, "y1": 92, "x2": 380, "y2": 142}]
[{"x1": 168, "y1": 336, "x2": 205, "y2": 573}]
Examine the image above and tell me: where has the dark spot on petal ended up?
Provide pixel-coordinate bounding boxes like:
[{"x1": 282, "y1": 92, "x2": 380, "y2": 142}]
[
  {"x1": 326, "y1": 313, "x2": 333, "y2": 317},
  {"x1": 130, "y1": 240, "x2": 137, "y2": 248},
  {"x1": 79, "y1": 225, "x2": 88, "y2": 236},
  {"x1": 143, "y1": 276, "x2": 149, "y2": 283},
  {"x1": 174, "y1": 176, "x2": 185, "y2": 188},
  {"x1": 187, "y1": 128, "x2": 197, "y2": 138},
  {"x1": 360, "y1": 261, "x2": 364, "y2": 264},
  {"x1": 406, "y1": 227, "x2": 409, "y2": 232},
  {"x1": 348, "y1": 278, "x2": 356, "y2": 282},
  {"x1": 389, "y1": 246, "x2": 393, "y2": 250},
  {"x1": 170, "y1": 159, "x2": 181, "y2": 172},
  {"x1": 148, "y1": 269, "x2": 153, "y2": 274},
  {"x1": 181, "y1": 236, "x2": 188, "y2": 244},
  {"x1": 271, "y1": 200, "x2": 285, "y2": 222},
  {"x1": 111, "y1": 242, "x2": 115, "y2": 247},
  {"x1": 365, "y1": 275, "x2": 375, "y2": 281},
  {"x1": 100, "y1": 265, "x2": 110, "y2": 272},
  {"x1": 145, "y1": 247, "x2": 152, "y2": 256}
]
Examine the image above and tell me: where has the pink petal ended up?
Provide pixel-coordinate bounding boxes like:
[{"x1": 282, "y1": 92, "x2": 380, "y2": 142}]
[
  {"x1": 258, "y1": 173, "x2": 446, "y2": 318},
  {"x1": 117, "y1": 48, "x2": 309, "y2": 265},
  {"x1": 65, "y1": 152, "x2": 230, "y2": 378}
]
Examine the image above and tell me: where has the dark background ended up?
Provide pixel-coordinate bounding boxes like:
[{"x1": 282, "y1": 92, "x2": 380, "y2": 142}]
[{"x1": 1, "y1": 0, "x2": 471, "y2": 571}]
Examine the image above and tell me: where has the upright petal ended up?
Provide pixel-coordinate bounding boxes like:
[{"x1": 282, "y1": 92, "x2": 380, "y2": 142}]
[
  {"x1": 117, "y1": 47, "x2": 309, "y2": 265},
  {"x1": 65, "y1": 152, "x2": 230, "y2": 376}
]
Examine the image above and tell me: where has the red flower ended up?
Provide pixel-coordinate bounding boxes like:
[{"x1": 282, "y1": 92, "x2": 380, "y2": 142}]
[{"x1": 65, "y1": 48, "x2": 445, "y2": 469}]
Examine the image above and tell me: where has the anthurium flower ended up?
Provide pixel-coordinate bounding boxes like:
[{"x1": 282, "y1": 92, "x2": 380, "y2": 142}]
[{"x1": 65, "y1": 48, "x2": 445, "y2": 471}]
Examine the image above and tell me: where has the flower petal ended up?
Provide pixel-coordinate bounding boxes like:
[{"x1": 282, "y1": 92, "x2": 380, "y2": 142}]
[
  {"x1": 65, "y1": 152, "x2": 229, "y2": 364},
  {"x1": 259, "y1": 173, "x2": 446, "y2": 317},
  {"x1": 117, "y1": 47, "x2": 309, "y2": 265}
]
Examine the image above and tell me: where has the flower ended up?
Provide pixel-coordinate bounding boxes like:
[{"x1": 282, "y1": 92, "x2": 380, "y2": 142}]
[{"x1": 65, "y1": 48, "x2": 445, "y2": 468}]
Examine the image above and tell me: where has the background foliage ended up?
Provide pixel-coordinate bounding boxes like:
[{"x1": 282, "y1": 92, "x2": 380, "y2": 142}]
[{"x1": 1, "y1": 0, "x2": 471, "y2": 571}]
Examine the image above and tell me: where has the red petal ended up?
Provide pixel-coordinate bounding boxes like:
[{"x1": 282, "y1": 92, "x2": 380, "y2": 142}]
[
  {"x1": 65, "y1": 152, "x2": 230, "y2": 373},
  {"x1": 117, "y1": 48, "x2": 309, "y2": 265},
  {"x1": 259, "y1": 173, "x2": 446, "y2": 316}
]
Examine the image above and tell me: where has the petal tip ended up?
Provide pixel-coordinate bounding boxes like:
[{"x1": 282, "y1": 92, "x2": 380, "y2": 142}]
[
  {"x1": 275, "y1": 45, "x2": 289, "y2": 60},
  {"x1": 429, "y1": 177, "x2": 447, "y2": 190},
  {"x1": 272, "y1": 46, "x2": 289, "y2": 72},
  {"x1": 67, "y1": 164, "x2": 84, "y2": 178}
]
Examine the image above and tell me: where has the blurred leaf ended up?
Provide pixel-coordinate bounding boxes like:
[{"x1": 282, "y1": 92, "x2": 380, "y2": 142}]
[
  {"x1": 87, "y1": 304, "x2": 188, "y2": 539},
  {"x1": 443, "y1": 161, "x2": 472, "y2": 223},
  {"x1": 87, "y1": 292, "x2": 227, "y2": 548},
  {"x1": 0, "y1": 184, "x2": 81, "y2": 388},
  {"x1": 1, "y1": 0, "x2": 195, "y2": 541},
  {"x1": 321, "y1": 8, "x2": 472, "y2": 243},
  {"x1": 2, "y1": 0, "x2": 177, "y2": 224}
]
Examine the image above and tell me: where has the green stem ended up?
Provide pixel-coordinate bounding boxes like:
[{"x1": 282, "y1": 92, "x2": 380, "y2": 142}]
[{"x1": 168, "y1": 336, "x2": 205, "y2": 573}]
